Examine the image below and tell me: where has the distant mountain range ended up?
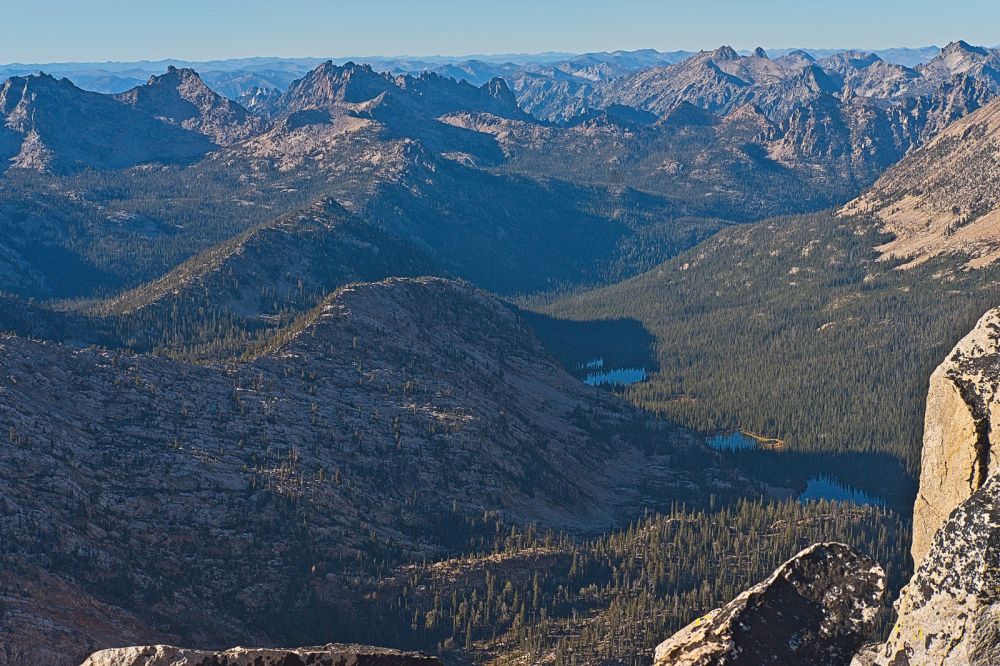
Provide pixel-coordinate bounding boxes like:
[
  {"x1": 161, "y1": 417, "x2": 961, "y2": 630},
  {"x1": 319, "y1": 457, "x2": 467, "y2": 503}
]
[
  {"x1": 3, "y1": 41, "x2": 1000, "y2": 302},
  {"x1": 0, "y1": 45, "x2": 947, "y2": 98}
]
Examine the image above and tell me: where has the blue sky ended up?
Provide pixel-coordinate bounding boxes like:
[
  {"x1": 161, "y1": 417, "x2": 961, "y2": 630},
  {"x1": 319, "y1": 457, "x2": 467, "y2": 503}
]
[{"x1": 2, "y1": 0, "x2": 999, "y2": 63}]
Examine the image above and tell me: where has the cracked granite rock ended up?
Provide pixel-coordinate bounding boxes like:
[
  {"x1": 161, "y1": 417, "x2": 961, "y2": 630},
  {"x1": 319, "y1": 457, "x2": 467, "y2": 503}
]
[
  {"x1": 653, "y1": 542, "x2": 885, "y2": 666},
  {"x1": 912, "y1": 307, "x2": 1000, "y2": 565},
  {"x1": 869, "y1": 475, "x2": 1000, "y2": 665}
]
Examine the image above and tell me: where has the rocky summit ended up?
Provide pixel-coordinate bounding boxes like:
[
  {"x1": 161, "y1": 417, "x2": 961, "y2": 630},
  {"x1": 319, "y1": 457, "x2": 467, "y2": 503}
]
[
  {"x1": 653, "y1": 542, "x2": 886, "y2": 666},
  {"x1": 80, "y1": 644, "x2": 441, "y2": 666},
  {"x1": 912, "y1": 306, "x2": 1000, "y2": 564}
]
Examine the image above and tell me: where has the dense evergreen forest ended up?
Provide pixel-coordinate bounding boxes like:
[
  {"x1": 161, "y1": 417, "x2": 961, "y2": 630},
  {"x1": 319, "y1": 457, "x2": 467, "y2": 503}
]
[
  {"x1": 534, "y1": 212, "x2": 1000, "y2": 473},
  {"x1": 336, "y1": 499, "x2": 908, "y2": 664}
]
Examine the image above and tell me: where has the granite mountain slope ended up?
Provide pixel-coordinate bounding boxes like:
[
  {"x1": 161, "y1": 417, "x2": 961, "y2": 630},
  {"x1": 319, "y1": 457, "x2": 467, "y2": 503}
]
[
  {"x1": 0, "y1": 277, "x2": 730, "y2": 664},
  {"x1": 114, "y1": 66, "x2": 262, "y2": 145},
  {"x1": 842, "y1": 94, "x2": 1000, "y2": 268},
  {"x1": 3, "y1": 51, "x2": 1000, "y2": 304},
  {"x1": 0, "y1": 73, "x2": 213, "y2": 173},
  {"x1": 94, "y1": 197, "x2": 439, "y2": 357}
]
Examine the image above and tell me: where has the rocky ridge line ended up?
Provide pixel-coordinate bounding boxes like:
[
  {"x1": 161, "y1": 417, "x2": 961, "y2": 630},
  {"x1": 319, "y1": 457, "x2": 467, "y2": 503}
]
[{"x1": 80, "y1": 643, "x2": 441, "y2": 666}]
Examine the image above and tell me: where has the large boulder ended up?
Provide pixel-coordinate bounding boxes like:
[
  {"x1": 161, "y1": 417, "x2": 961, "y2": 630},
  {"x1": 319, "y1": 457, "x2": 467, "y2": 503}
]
[
  {"x1": 867, "y1": 475, "x2": 1000, "y2": 665},
  {"x1": 653, "y1": 542, "x2": 886, "y2": 666},
  {"x1": 80, "y1": 643, "x2": 442, "y2": 666},
  {"x1": 913, "y1": 307, "x2": 1000, "y2": 565}
]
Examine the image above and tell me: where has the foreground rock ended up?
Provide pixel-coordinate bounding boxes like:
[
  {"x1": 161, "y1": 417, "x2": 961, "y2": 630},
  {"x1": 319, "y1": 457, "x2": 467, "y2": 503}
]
[
  {"x1": 80, "y1": 644, "x2": 441, "y2": 666},
  {"x1": 912, "y1": 307, "x2": 1000, "y2": 565},
  {"x1": 851, "y1": 306, "x2": 1000, "y2": 665},
  {"x1": 866, "y1": 475, "x2": 1000, "y2": 665},
  {"x1": 653, "y1": 542, "x2": 885, "y2": 666}
]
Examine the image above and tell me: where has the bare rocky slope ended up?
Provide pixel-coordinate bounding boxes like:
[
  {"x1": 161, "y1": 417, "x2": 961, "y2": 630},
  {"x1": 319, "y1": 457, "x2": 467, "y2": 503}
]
[
  {"x1": 80, "y1": 644, "x2": 441, "y2": 666},
  {"x1": 0, "y1": 73, "x2": 213, "y2": 173},
  {"x1": 842, "y1": 94, "x2": 1000, "y2": 268},
  {"x1": 114, "y1": 66, "x2": 262, "y2": 145},
  {"x1": 0, "y1": 277, "x2": 733, "y2": 664}
]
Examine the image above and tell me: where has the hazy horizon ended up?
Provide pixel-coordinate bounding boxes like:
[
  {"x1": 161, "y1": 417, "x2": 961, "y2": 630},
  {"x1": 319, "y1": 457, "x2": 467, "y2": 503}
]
[
  {"x1": 4, "y1": 0, "x2": 998, "y2": 63},
  {"x1": 0, "y1": 43, "x2": 981, "y2": 70}
]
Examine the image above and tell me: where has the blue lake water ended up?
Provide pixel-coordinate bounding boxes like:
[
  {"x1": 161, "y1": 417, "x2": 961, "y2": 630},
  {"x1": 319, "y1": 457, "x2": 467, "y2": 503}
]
[
  {"x1": 584, "y1": 367, "x2": 647, "y2": 386},
  {"x1": 707, "y1": 431, "x2": 897, "y2": 508},
  {"x1": 707, "y1": 432, "x2": 759, "y2": 451},
  {"x1": 799, "y1": 475, "x2": 886, "y2": 507}
]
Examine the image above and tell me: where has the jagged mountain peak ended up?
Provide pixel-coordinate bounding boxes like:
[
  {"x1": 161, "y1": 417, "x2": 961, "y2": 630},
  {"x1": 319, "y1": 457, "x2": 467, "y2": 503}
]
[
  {"x1": 151, "y1": 64, "x2": 201, "y2": 83},
  {"x1": 0, "y1": 70, "x2": 213, "y2": 173},
  {"x1": 281, "y1": 60, "x2": 395, "y2": 110},
  {"x1": 115, "y1": 66, "x2": 260, "y2": 144},
  {"x1": 922, "y1": 40, "x2": 998, "y2": 77},
  {"x1": 824, "y1": 50, "x2": 883, "y2": 70},
  {"x1": 1, "y1": 71, "x2": 89, "y2": 109},
  {"x1": 941, "y1": 39, "x2": 990, "y2": 57},
  {"x1": 709, "y1": 45, "x2": 741, "y2": 61},
  {"x1": 751, "y1": 47, "x2": 769, "y2": 59},
  {"x1": 785, "y1": 49, "x2": 816, "y2": 62},
  {"x1": 277, "y1": 60, "x2": 527, "y2": 123}
]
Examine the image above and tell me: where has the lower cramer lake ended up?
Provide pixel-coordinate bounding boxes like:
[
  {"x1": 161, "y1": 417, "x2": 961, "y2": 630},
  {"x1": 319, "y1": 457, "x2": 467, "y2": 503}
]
[{"x1": 708, "y1": 431, "x2": 914, "y2": 511}]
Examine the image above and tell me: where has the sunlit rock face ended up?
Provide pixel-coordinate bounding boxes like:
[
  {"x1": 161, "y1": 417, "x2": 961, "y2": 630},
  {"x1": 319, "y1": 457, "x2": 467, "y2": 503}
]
[
  {"x1": 868, "y1": 475, "x2": 1000, "y2": 666},
  {"x1": 912, "y1": 307, "x2": 1000, "y2": 566}
]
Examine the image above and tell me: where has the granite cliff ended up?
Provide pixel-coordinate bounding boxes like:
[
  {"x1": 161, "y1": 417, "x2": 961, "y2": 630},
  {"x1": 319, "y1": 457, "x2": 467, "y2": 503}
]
[
  {"x1": 857, "y1": 309, "x2": 1000, "y2": 664},
  {"x1": 911, "y1": 307, "x2": 1000, "y2": 564}
]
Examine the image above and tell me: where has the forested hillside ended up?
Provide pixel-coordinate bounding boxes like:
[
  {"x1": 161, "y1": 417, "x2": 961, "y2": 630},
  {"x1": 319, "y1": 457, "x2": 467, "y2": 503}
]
[{"x1": 536, "y1": 212, "x2": 1000, "y2": 472}]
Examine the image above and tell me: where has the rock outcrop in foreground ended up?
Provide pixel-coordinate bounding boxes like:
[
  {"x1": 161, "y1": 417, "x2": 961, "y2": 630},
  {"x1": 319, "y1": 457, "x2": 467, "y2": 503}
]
[
  {"x1": 867, "y1": 476, "x2": 1000, "y2": 665},
  {"x1": 80, "y1": 644, "x2": 441, "y2": 666},
  {"x1": 852, "y1": 307, "x2": 1000, "y2": 665},
  {"x1": 912, "y1": 307, "x2": 1000, "y2": 565},
  {"x1": 653, "y1": 542, "x2": 885, "y2": 666}
]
